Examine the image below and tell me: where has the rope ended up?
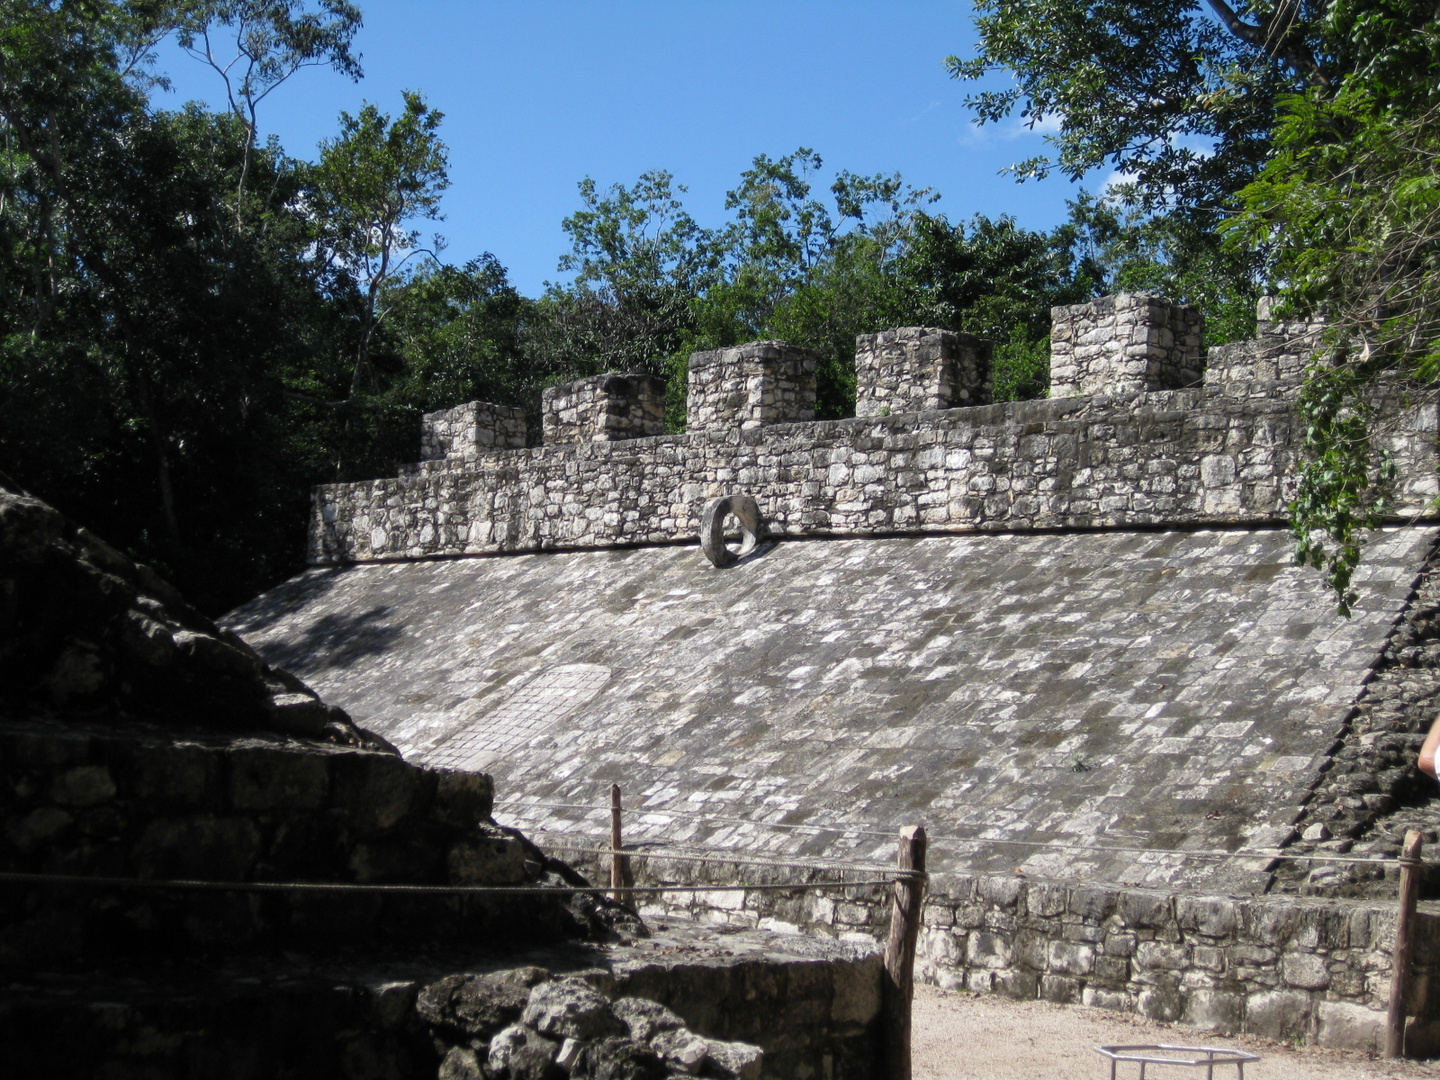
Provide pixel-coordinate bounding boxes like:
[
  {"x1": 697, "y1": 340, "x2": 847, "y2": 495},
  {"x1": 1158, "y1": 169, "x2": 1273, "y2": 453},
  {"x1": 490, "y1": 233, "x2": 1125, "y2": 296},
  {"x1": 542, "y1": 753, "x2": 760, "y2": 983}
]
[
  {"x1": 497, "y1": 804, "x2": 1426, "y2": 869},
  {"x1": 0, "y1": 869, "x2": 902, "y2": 896},
  {"x1": 529, "y1": 838, "x2": 905, "y2": 877}
]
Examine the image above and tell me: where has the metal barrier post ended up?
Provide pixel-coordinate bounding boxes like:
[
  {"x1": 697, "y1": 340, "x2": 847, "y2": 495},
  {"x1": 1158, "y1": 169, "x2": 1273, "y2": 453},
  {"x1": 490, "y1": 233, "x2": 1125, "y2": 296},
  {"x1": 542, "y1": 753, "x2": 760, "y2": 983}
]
[
  {"x1": 1386, "y1": 830, "x2": 1424, "y2": 1058},
  {"x1": 883, "y1": 825, "x2": 927, "y2": 1080}
]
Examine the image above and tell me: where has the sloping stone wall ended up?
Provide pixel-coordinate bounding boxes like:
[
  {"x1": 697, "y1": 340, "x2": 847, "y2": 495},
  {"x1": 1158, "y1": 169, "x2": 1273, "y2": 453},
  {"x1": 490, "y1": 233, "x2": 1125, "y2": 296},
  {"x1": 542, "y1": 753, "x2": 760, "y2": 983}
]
[{"x1": 231, "y1": 527, "x2": 1434, "y2": 894}]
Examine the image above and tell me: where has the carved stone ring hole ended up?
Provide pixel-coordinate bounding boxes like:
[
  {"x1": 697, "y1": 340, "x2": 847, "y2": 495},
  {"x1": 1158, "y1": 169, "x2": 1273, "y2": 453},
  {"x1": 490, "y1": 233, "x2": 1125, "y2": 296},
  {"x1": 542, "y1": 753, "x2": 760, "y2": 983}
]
[{"x1": 700, "y1": 494, "x2": 764, "y2": 568}]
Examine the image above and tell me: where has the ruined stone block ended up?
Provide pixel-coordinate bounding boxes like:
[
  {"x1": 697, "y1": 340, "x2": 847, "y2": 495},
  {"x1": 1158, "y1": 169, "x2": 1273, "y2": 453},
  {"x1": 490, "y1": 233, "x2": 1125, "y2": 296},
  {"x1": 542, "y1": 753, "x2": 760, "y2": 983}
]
[
  {"x1": 1050, "y1": 293, "x2": 1204, "y2": 397},
  {"x1": 854, "y1": 327, "x2": 992, "y2": 416},
  {"x1": 421, "y1": 401, "x2": 527, "y2": 461},
  {"x1": 1245, "y1": 988, "x2": 1314, "y2": 1040},
  {"x1": 686, "y1": 341, "x2": 817, "y2": 431},
  {"x1": 1204, "y1": 297, "x2": 1326, "y2": 391},
  {"x1": 1181, "y1": 989, "x2": 1244, "y2": 1032},
  {"x1": 542, "y1": 373, "x2": 667, "y2": 445}
]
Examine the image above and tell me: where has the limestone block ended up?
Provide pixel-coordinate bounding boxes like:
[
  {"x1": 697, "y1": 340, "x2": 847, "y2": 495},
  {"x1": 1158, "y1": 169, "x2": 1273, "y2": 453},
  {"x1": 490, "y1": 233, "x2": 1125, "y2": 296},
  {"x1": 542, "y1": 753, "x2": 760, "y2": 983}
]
[
  {"x1": 1041, "y1": 974, "x2": 1083, "y2": 1004},
  {"x1": 1280, "y1": 952, "x2": 1331, "y2": 991},
  {"x1": 1177, "y1": 895, "x2": 1237, "y2": 938},
  {"x1": 968, "y1": 931, "x2": 1012, "y2": 969},
  {"x1": 521, "y1": 980, "x2": 627, "y2": 1041},
  {"x1": 1244, "y1": 988, "x2": 1313, "y2": 1040},
  {"x1": 1315, "y1": 1000, "x2": 1383, "y2": 1052},
  {"x1": 1046, "y1": 940, "x2": 1095, "y2": 976},
  {"x1": 1137, "y1": 983, "x2": 1183, "y2": 1023},
  {"x1": 1181, "y1": 989, "x2": 1244, "y2": 1032}
]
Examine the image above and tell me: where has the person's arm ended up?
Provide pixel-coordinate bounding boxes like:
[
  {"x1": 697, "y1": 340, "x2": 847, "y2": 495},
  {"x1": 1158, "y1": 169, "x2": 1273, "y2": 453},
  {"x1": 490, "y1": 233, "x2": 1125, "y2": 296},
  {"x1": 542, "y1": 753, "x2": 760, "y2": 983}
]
[{"x1": 1420, "y1": 713, "x2": 1440, "y2": 779}]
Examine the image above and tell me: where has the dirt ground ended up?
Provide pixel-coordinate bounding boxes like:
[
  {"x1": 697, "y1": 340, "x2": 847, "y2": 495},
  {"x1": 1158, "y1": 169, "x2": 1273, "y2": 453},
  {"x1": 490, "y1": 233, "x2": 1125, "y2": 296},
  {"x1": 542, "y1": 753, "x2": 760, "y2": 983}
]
[{"x1": 913, "y1": 985, "x2": 1440, "y2": 1080}]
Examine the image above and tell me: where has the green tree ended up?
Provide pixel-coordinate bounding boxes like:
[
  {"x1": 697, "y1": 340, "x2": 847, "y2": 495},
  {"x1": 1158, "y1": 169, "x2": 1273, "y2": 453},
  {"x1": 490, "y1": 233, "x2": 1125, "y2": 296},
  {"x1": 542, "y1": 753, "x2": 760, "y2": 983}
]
[
  {"x1": 173, "y1": 0, "x2": 362, "y2": 225},
  {"x1": 310, "y1": 90, "x2": 449, "y2": 399},
  {"x1": 0, "y1": 1, "x2": 364, "y2": 612},
  {"x1": 1225, "y1": 9, "x2": 1440, "y2": 610},
  {"x1": 523, "y1": 170, "x2": 717, "y2": 389},
  {"x1": 947, "y1": 1, "x2": 1336, "y2": 211}
]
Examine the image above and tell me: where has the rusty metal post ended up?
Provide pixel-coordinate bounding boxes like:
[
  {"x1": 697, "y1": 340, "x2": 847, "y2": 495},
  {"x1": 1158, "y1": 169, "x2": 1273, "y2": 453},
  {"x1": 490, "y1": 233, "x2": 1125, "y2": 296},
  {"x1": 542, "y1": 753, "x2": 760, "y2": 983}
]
[
  {"x1": 883, "y1": 826, "x2": 927, "y2": 1080},
  {"x1": 1387, "y1": 830, "x2": 1424, "y2": 1058},
  {"x1": 610, "y1": 784, "x2": 625, "y2": 903}
]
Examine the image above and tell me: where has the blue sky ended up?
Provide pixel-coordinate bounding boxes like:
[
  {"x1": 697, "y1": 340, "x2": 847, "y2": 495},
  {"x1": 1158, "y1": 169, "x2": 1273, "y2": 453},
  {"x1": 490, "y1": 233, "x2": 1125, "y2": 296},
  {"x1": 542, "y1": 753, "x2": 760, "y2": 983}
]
[{"x1": 151, "y1": 1, "x2": 1092, "y2": 297}]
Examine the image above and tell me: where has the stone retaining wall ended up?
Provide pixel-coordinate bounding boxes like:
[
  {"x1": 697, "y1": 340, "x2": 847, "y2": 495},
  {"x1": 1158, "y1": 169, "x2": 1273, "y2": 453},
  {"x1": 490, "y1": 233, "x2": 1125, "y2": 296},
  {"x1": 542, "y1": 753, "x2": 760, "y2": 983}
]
[
  {"x1": 3, "y1": 923, "x2": 882, "y2": 1080},
  {"x1": 309, "y1": 384, "x2": 1439, "y2": 564},
  {"x1": 554, "y1": 848, "x2": 1440, "y2": 1054}
]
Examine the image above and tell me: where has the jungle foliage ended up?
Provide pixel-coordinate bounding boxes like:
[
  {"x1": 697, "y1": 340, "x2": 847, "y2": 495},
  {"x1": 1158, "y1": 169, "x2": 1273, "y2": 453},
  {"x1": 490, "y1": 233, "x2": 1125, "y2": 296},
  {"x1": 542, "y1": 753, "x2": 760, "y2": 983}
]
[{"x1": 953, "y1": 0, "x2": 1440, "y2": 610}]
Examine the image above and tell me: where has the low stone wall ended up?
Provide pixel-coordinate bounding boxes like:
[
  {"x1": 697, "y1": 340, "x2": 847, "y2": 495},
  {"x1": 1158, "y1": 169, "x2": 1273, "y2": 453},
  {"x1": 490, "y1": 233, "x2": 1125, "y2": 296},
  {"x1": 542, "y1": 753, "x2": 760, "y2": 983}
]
[
  {"x1": 308, "y1": 383, "x2": 1439, "y2": 565},
  {"x1": 2, "y1": 922, "x2": 882, "y2": 1080},
  {"x1": 550, "y1": 848, "x2": 1440, "y2": 1054}
]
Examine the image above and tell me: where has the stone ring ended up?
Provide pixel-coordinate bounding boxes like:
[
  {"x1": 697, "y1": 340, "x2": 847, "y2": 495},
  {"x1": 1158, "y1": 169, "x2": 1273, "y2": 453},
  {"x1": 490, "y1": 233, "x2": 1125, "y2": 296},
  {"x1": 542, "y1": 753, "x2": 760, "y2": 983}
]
[{"x1": 700, "y1": 495, "x2": 764, "y2": 568}]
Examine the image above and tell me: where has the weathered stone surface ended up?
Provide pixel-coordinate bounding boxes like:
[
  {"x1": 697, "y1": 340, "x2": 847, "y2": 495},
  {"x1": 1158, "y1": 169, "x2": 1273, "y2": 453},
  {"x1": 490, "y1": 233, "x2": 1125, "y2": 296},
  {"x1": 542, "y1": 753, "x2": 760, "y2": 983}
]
[
  {"x1": 522, "y1": 979, "x2": 628, "y2": 1040},
  {"x1": 687, "y1": 341, "x2": 817, "y2": 432},
  {"x1": 612, "y1": 997, "x2": 685, "y2": 1042},
  {"x1": 232, "y1": 527, "x2": 1429, "y2": 889},
  {"x1": 1316, "y1": 999, "x2": 1384, "y2": 1052},
  {"x1": 0, "y1": 477, "x2": 375, "y2": 746},
  {"x1": 854, "y1": 326, "x2": 991, "y2": 416},
  {"x1": 417, "y1": 967, "x2": 550, "y2": 1040},
  {"x1": 423, "y1": 400, "x2": 527, "y2": 461},
  {"x1": 542, "y1": 373, "x2": 666, "y2": 446},
  {"x1": 1050, "y1": 293, "x2": 1204, "y2": 397}
]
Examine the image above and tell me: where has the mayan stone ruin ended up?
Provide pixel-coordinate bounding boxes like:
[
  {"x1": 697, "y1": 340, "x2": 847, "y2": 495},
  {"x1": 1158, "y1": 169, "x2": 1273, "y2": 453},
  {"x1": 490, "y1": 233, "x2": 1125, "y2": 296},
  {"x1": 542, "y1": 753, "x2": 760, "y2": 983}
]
[
  {"x1": 219, "y1": 291, "x2": 1440, "y2": 1055},
  {"x1": 0, "y1": 477, "x2": 884, "y2": 1079}
]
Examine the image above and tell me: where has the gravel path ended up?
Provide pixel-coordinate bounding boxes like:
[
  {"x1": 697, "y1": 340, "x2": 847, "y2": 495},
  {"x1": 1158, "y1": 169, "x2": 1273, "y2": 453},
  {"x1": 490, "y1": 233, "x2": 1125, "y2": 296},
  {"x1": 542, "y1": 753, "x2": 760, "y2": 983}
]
[{"x1": 913, "y1": 986, "x2": 1440, "y2": 1080}]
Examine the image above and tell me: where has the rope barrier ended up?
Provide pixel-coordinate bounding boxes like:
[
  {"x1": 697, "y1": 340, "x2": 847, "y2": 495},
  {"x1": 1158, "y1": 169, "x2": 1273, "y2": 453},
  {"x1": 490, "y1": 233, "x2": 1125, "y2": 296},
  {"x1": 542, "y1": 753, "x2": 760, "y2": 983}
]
[
  {"x1": 0, "y1": 869, "x2": 905, "y2": 896},
  {"x1": 530, "y1": 838, "x2": 906, "y2": 878},
  {"x1": 497, "y1": 803, "x2": 1425, "y2": 870}
]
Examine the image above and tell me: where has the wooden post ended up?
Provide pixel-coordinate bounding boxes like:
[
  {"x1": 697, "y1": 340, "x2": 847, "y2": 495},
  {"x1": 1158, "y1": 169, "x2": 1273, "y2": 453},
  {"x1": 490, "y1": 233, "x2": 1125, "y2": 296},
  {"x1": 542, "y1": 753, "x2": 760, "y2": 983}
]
[
  {"x1": 610, "y1": 783, "x2": 625, "y2": 904},
  {"x1": 883, "y1": 825, "x2": 927, "y2": 1080},
  {"x1": 1387, "y1": 830, "x2": 1424, "y2": 1058}
]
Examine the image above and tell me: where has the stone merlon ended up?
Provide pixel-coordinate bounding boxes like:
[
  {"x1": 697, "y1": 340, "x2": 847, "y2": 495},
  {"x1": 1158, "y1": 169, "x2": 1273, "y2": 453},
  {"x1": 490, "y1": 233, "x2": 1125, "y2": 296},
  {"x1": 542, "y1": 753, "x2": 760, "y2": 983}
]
[{"x1": 307, "y1": 294, "x2": 1440, "y2": 565}]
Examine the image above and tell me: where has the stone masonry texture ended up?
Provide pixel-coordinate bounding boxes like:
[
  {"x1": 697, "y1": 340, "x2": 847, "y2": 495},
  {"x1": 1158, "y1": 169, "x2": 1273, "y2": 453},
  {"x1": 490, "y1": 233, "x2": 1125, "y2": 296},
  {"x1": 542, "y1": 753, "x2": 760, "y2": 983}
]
[
  {"x1": 307, "y1": 384, "x2": 1439, "y2": 565},
  {"x1": 1050, "y1": 293, "x2": 1205, "y2": 397},
  {"x1": 227, "y1": 294, "x2": 1440, "y2": 1052},
  {"x1": 686, "y1": 340, "x2": 818, "y2": 432},
  {"x1": 854, "y1": 326, "x2": 992, "y2": 416},
  {"x1": 231, "y1": 527, "x2": 1431, "y2": 893},
  {"x1": 541, "y1": 372, "x2": 667, "y2": 445},
  {"x1": 421, "y1": 400, "x2": 527, "y2": 462}
]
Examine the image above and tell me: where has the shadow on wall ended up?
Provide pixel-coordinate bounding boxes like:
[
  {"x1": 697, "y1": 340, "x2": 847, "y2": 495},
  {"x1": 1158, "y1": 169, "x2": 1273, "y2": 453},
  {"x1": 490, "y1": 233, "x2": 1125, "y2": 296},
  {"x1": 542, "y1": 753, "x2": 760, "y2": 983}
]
[{"x1": 229, "y1": 583, "x2": 403, "y2": 675}]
